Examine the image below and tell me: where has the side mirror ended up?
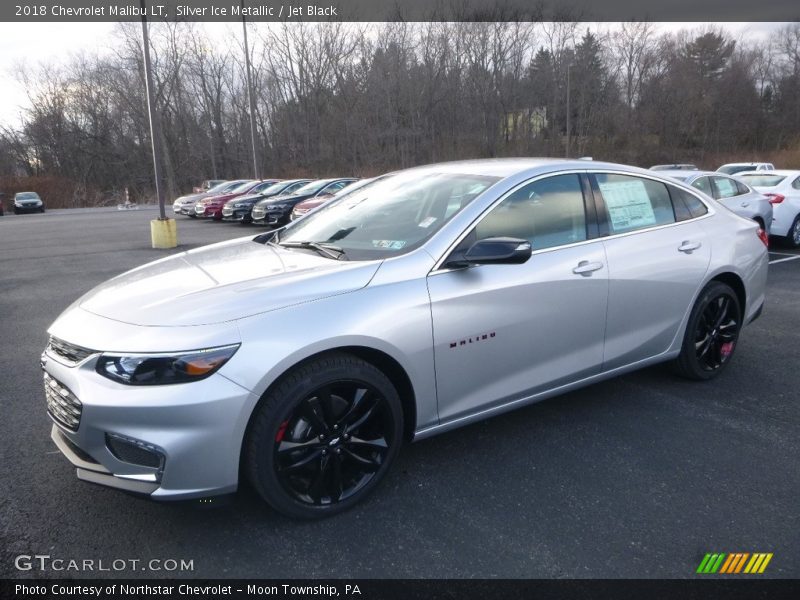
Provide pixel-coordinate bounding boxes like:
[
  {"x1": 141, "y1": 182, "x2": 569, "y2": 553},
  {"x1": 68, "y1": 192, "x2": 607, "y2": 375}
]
[{"x1": 447, "y1": 237, "x2": 532, "y2": 268}]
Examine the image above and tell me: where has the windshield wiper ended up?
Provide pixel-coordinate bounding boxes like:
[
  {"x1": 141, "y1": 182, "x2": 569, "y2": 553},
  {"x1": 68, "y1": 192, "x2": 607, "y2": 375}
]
[{"x1": 278, "y1": 241, "x2": 348, "y2": 260}]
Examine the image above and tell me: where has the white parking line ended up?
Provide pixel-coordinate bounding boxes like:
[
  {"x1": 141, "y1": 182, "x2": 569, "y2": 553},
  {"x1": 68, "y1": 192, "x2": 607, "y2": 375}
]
[
  {"x1": 769, "y1": 255, "x2": 800, "y2": 265},
  {"x1": 769, "y1": 251, "x2": 797, "y2": 257}
]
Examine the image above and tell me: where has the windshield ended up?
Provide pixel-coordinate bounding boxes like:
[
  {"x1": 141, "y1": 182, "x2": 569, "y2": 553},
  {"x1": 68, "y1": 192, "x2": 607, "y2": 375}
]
[
  {"x1": 738, "y1": 174, "x2": 786, "y2": 187},
  {"x1": 16, "y1": 192, "x2": 40, "y2": 200},
  {"x1": 208, "y1": 181, "x2": 238, "y2": 194},
  {"x1": 228, "y1": 180, "x2": 258, "y2": 194},
  {"x1": 261, "y1": 181, "x2": 298, "y2": 196},
  {"x1": 292, "y1": 180, "x2": 336, "y2": 196},
  {"x1": 279, "y1": 171, "x2": 499, "y2": 260}
]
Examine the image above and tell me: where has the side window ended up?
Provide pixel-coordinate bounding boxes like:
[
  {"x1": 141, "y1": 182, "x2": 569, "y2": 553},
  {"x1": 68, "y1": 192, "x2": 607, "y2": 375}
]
[
  {"x1": 712, "y1": 176, "x2": 740, "y2": 199},
  {"x1": 285, "y1": 182, "x2": 305, "y2": 194},
  {"x1": 792, "y1": 177, "x2": 800, "y2": 190},
  {"x1": 669, "y1": 186, "x2": 709, "y2": 220},
  {"x1": 595, "y1": 173, "x2": 674, "y2": 234},
  {"x1": 735, "y1": 180, "x2": 750, "y2": 195},
  {"x1": 691, "y1": 177, "x2": 713, "y2": 197},
  {"x1": 475, "y1": 174, "x2": 587, "y2": 251}
]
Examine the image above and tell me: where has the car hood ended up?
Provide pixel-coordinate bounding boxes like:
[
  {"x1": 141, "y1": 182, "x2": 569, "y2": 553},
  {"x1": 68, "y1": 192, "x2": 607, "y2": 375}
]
[{"x1": 77, "y1": 237, "x2": 381, "y2": 326}]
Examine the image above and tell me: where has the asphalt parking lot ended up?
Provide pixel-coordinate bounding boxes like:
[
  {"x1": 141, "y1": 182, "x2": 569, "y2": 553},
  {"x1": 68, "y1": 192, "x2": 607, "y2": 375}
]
[{"x1": 1, "y1": 207, "x2": 798, "y2": 579}]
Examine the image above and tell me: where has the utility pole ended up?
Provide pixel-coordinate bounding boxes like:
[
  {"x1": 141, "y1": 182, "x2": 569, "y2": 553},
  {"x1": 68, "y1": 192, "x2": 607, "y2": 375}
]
[
  {"x1": 141, "y1": 0, "x2": 177, "y2": 248},
  {"x1": 140, "y1": 0, "x2": 166, "y2": 219},
  {"x1": 242, "y1": 0, "x2": 260, "y2": 179},
  {"x1": 565, "y1": 63, "x2": 571, "y2": 158}
]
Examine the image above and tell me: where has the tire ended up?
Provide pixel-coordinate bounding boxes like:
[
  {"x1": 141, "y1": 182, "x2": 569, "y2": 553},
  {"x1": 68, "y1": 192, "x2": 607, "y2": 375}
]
[
  {"x1": 784, "y1": 215, "x2": 800, "y2": 248},
  {"x1": 673, "y1": 281, "x2": 742, "y2": 381},
  {"x1": 245, "y1": 352, "x2": 403, "y2": 519},
  {"x1": 40, "y1": 207, "x2": 45, "y2": 213}
]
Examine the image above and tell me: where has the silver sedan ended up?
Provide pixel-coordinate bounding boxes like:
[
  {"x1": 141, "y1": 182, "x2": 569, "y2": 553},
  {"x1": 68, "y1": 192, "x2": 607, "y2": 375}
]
[
  {"x1": 658, "y1": 170, "x2": 773, "y2": 234},
  {"x1": 738, "y1": 170, "x2": 800, "y2": 248},
  {"x1": 43, "y1": 159, "x2": 768, "y2": 518}
]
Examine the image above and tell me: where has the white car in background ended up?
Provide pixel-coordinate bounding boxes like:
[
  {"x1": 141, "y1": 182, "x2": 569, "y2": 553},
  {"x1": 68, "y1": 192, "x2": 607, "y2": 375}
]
[
  {"x1": 658, "y1": 170, "x2": 773, "y2": 234},
  {"x1": 738, "y1": 171, "x2": 800, "y2": 247},
  {"x1": 717, "y1": 163, "x2": 774, "y2": 175}
]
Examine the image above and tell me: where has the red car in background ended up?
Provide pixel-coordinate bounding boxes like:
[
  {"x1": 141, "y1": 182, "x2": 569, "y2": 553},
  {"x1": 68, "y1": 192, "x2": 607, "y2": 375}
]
[{"x1": 194, "y1": 180, "x2": 279, "y2": 220}]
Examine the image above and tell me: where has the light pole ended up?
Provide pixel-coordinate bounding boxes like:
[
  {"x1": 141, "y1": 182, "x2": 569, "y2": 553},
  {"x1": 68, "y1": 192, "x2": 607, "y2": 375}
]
[
  {"x1": 140, "y1": 0, "x2": 177, "y2": 247},
  {"x1": 241, "y1": 0, "x2": 260, "y2": 180},
  {"x1": 565, "y1": 63, "x2": 572, "y2": 158}
]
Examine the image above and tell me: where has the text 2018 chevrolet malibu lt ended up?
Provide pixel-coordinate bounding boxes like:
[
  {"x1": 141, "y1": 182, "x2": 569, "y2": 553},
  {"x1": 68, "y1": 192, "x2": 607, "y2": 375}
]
[{"x1": 43, "y1": 159, "x2": 768, "y2": 518}]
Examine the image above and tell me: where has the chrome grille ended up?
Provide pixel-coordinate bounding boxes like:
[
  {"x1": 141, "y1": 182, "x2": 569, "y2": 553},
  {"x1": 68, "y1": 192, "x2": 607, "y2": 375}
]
[
  {"x1": 47, "y1": 336, "x2": 94, "y2": 365},
  {"x1": 44, "y1": 372, "x2": 82, "y2": 431}
]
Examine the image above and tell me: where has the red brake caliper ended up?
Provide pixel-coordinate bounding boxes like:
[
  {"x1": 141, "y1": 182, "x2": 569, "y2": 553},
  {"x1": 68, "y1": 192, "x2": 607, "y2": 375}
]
[{"x1": 275, "y1": 420, "x2": 289, "y2": 442}]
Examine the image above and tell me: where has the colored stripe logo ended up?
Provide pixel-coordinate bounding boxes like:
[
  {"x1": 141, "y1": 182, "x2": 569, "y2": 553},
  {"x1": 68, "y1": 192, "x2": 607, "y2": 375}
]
[{"x1": 697, "y1": 553, "x2": 773, "y2": 574}]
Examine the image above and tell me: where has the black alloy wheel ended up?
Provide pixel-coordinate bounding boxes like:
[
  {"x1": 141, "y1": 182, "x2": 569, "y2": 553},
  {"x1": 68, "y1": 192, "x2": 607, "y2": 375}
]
[
  {"x1": 674, "y1": 281, "x2": 741, "y2": 380},
  {"x1": 246, "y1": 353, "x2": 402, "y2": 519}
]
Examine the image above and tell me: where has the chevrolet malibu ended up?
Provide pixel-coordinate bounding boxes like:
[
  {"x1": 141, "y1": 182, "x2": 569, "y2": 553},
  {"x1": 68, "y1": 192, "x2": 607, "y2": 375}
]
[{"x1": 43, "y1": 159, "x2": 768, "y2": 519}]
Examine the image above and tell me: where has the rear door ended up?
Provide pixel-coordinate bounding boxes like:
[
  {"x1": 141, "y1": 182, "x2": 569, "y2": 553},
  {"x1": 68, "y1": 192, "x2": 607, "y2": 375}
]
[{"x1": 591, "y1": 172, "x2": 712, "y2": 370}]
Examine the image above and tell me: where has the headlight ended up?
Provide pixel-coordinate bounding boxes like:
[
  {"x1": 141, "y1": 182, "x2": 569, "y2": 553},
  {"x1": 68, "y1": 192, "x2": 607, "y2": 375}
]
[{"x1": 95, "y1": 344, "x2": 240, "y2": 385}]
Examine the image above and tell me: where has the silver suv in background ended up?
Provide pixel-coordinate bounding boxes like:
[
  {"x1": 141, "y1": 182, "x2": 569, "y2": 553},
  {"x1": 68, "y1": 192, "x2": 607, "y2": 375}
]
[{"x1": 42, "y1": 159, "x2": 768, "y2": 518}]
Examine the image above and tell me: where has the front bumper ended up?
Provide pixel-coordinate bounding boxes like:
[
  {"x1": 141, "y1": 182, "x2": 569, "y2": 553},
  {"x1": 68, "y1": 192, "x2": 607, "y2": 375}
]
[
  {"x1": 221, "y1": 207, "x2": 252, "y2": 222},
  {"x1": 43, "y1": 350, "x2": 256, "y2": 500},
  {"x1": 251, "y1": 210, "x2": 287, "y2": 226},
  {"x1": 15, "y1": 203, "x2": 43, "y2": 213}
]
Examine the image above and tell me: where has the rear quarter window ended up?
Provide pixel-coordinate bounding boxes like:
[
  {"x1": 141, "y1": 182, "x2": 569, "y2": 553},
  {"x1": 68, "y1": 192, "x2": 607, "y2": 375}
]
[{"x1": 669, "y1": 186, "x2": 709, "y2": 220}]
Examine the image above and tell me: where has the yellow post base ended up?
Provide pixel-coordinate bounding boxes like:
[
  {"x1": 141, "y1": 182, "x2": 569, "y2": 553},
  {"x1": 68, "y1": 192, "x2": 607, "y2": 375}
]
[{"x1": 150, "y1": 218, "x2": 178, "y2": 249}]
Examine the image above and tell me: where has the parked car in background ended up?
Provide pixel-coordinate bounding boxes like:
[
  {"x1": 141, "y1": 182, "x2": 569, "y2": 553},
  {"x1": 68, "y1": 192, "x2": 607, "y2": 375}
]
[
  {"x1": 13, "y1": 192, "x2": 45, "y2": 214},
  {"x1": 222, "y1": 179, "x2": 311, "y2": 224},
  {"x1": 290, "y1": 177, "x2": 380, "y2": 221},
  {"x1": 194, "y1": 180, "x2": 274, "y2": 220},
  {"x1": 251, "y1": 178, "x2": 357, "y2": 226},
  {"x1": 650, "y1": 164, "x2": 698, "y2": 171},
  {"x1": 193, "y1": 179, "x2": 227, "y2": 193},
  {"x1": 738, "y1": 170, "x2": 800, "y2": 247},
  {"x1": 42, "y1": 159, "x2": 768, "y2": 518},
  {"x1": 173, "y1": 180, "x2": 246, "y2": 217},
  {"x1": 660, "y1": 170, "x2": 773, "y2": 234},
  {"x1": 717, "y1": 163, "x2": 774, "y2": 175}
]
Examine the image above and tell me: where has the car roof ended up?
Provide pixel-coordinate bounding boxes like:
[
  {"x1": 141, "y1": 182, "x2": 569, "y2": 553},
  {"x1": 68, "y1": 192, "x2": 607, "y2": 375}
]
[
  {"x1": 398, "y1": 158, "x2": 665, "y2": 180},
  {"x1": 719, "y1": 162, "x2": 772, "y2": 167},
  {"x1": 738, "y1": 170, "x2": 799, "y2": 176}
]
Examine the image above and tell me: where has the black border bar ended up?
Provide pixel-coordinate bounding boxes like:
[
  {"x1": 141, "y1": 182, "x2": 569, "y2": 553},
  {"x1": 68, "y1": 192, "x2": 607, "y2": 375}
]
[
  {"x1": 2, "y1": 0, "x2": 800, "y2": 22},
  {"x1": 3, "y1": 579, "x2": 800, "y2": 600}
]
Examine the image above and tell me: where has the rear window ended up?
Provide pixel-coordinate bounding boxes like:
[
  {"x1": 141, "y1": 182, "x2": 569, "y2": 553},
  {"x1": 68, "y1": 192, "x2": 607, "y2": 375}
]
[
  {"x1": 718, "y1": 165, "x2": 755, "y2": 175},
  {"x1": 738, "y1": 174, "x2": 786, "y2": 187}
]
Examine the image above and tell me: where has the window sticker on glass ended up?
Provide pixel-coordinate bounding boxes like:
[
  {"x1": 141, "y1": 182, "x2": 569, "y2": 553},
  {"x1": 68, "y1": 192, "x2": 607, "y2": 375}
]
[
  {"x1": 418, "y1": 216, "x2": 437, "y2": 228},
  {"x1": 372, "y1": 240, "x2": 407, "y2": 249},
  {"x1": 599, "y1": 180, "x2": 657, "y2": 231}
]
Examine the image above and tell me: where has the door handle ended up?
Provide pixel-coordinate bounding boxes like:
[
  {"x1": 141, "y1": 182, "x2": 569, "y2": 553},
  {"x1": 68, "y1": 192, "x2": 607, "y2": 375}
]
[
  {"x1": 678, "y1": 241, "x2": 702, "y2": 253},
  {"x1": 572, "y1": 260, "x2": 604, "y2": 275},
  {"x1": 740, "y1": 201, "x2": 750, "y2": 207}
]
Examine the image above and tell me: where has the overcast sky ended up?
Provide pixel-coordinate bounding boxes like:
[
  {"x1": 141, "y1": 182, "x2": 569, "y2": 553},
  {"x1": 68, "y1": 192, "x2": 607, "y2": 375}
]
[{"x1": 0, "y1": 21, "x2": 788, "y2": 127}]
